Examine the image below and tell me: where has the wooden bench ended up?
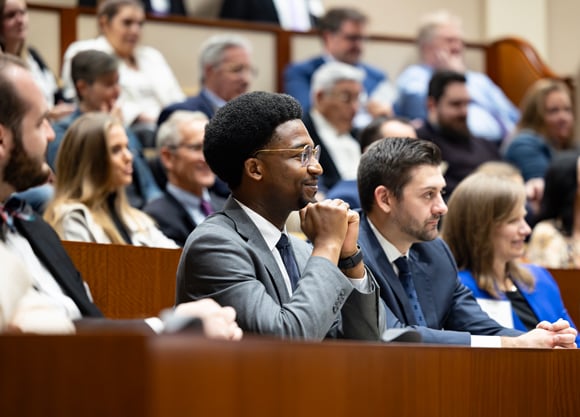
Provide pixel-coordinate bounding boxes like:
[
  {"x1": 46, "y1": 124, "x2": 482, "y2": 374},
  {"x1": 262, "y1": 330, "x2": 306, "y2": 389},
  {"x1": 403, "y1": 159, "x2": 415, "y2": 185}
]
[
  {"x1": 550, "y1": 268, "x2": 580, "y2": 326},
  {"x1": 62, "y1": 241, "x2": 181, "y2": 319}
]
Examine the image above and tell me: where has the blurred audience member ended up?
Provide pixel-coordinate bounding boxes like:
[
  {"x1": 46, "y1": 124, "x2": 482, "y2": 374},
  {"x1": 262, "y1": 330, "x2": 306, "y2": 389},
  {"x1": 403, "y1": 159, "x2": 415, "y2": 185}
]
[
  {"x1": 504, "y1": 79, "x2": 576, "y2": 182},
  {"x1": 158, "y1": 34, "x2": 254, "y2": 125},
  {"x1": 44, "y1": 113, "x2": 177, "y2": 247},
  {"x1": 527, "y1": 151, "x2": 580, "y2": 268},
  {"x1": 442, "y1": 172, "x2": 579, "y2": 344},
  {"x1": 416, "y1": 70, "x2": 500, "y2": 199},
  {"x1": 61, "y1": 0, "x2": 185, "y2": 145},
  {"x1": 219, "y1": 0, "x2": 324, "y2": 31},
  {"x1": 144, "y1": 111, "x2": 225, "y2": 246},
  {"x1": 284, "y1": 7, "x2": 395, "y2": 129},
  {"x1": 0, "y1": 0, "x2": 74, "y2": 121},
  {"x1": 326, "y1": 116, "x2": 417, "y2": 208},
  {"x1": 395, "y1": 10, "x2": 518, "y2": 143},
  {"x1": 78, "y1": 0, "x2": 187, "y2": 16},
  {"x1": 49, "y1": 49, "x2": 161, "y2": 209}
]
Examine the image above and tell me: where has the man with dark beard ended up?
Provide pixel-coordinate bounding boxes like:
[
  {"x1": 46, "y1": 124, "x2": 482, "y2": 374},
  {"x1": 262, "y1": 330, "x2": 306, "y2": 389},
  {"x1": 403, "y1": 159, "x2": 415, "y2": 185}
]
[
  {"x1": 415, "y1": 70, "x2": 500, "y2": 199},
  {"x1": 176, "y1": 91, "x2": 386, "y2": 340},
  {"x1": 356, "y1": 137, "x2": 577, "y2": 348},
  {"x1": 0, "y1": 55, "x2": 242, "y2": 339}
]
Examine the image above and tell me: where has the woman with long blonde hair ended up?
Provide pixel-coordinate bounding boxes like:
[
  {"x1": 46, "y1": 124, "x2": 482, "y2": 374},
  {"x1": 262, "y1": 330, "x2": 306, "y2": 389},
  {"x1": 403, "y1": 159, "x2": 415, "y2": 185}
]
[{"x1": 44, "y1": 113, "x2": 177, "y2": 247}]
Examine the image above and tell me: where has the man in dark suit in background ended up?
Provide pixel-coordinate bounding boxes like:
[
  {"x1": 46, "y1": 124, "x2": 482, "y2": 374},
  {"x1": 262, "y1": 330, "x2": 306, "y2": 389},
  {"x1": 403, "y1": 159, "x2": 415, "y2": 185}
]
[
  {"x1": 356, "y1": 137, "x2": 577, "y2": 348},
  {"x1": 144, "y1": 111, "x2": 226, "y2": 246},
  {"x1": 157, "y1": 34, "x2": 254, "y2": 126},
  {"x1": 0, "y1": 54, "x2": 241, "y2": 339},
  {"x1": 284, "y1": 7, "x2": 394, "y2": 129}
]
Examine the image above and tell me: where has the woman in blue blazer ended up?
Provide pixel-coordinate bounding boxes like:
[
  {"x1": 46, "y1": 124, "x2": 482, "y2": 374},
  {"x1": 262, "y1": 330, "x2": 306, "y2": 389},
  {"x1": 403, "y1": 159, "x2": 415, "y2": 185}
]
[{"x1": 441, "y1": 171, "x2": 579, "y2": 344}]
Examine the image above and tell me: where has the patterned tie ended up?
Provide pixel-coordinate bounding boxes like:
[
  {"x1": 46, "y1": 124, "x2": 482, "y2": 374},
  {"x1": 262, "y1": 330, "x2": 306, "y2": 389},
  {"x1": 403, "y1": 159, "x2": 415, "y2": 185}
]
[
  {"x1": 0, "y1": 197, "x2": 34, "y2": 240},
  {"x1": 276, "y1": 233, "x2": 300, "y2": 291},
  {"x1": 200, "y1": 199, "x2": 214, "y2": 216},
  {"x1": 394, "y1": 256, "x2": 427, "y2": 326}
]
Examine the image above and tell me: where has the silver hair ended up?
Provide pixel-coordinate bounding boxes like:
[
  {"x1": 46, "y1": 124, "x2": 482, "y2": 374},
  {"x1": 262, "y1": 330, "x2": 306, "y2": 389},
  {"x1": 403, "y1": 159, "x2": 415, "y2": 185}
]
[
  {"x1": 198, "y1": 34, "x2": 252, "y2": 84},
  {"x1": 417, "y1": 10, "x2": 463, "y2": 48},
  {"x1": 310, "y1": 61, "x2": 365, "y2": 100},
  {"x1": 156, "y1": 110, "x2": 209, "y2": 149}
]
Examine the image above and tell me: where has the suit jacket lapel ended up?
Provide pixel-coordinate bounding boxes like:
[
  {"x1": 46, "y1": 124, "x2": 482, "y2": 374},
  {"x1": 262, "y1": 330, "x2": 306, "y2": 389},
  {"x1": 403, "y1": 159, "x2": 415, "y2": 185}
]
[
  {"x1": 222, "y1": 197, "x2": 290, "y2": 303},
  {"x1": 359, "y1": 214, "x2": 416, "y2": 325},
  {"x1": 15, "y1": 215, "x2": 103, "y2": 317}
]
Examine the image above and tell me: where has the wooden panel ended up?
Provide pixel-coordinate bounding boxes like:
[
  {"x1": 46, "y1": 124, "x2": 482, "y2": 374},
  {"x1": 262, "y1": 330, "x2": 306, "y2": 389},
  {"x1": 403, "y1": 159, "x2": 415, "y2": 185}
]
[
  {"x1": 62, "y1": 241, "x2": 181, "y2": 319},
  {"x1": 3, "y1": 334, "x2": 579, "y2": 417},
  {"x1": 550, "y1": 268, "x2": 580, "y2": 327}
]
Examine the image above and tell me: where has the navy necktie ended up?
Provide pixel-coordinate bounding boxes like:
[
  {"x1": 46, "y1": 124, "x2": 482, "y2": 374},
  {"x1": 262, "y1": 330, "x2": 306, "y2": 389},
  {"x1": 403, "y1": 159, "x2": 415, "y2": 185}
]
[
  {"x1": 394, "y1": 256, "x2": 427, "y2": 327},
  {"x1": 276, "y1": 233, "x2": 300, "y2": 291},
  {"x1": 200, "y1": 199, "x2": 214, "y2": 216}
]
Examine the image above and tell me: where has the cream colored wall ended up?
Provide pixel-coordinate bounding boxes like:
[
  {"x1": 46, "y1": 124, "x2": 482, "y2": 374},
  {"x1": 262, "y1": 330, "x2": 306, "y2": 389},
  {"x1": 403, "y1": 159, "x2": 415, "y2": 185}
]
[{"x1": 28, "y1": 10, "x2": 61, "y2": 75}]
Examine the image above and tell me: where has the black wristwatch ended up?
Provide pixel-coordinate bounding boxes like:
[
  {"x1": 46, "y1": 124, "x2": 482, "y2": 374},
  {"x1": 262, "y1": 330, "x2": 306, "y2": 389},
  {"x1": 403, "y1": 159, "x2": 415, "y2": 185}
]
[{"x1": 338, "y1": 246, "x2": 363, "y2": 269}]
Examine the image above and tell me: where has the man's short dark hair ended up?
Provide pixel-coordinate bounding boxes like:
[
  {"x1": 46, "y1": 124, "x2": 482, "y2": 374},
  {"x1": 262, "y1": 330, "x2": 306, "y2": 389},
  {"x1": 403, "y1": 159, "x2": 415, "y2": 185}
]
[
  {"x1": 0, "y1": 55, "x2": 28, "y2": 143},
  {"x1": 358, "y1": 138, "x2": 442, "y2": 213},
  {"x1": 318, "y1": 7, "x2": 367, "y2": 33},
  {"x1": 71, "y1": 49, "x2": 119, "y2": 100},
  {"x1": 427, "y1": 70, "x2": 466, "y2": 102},
  {"x1": 203, "y1": 92, "x2": 302, "y2": 190}
]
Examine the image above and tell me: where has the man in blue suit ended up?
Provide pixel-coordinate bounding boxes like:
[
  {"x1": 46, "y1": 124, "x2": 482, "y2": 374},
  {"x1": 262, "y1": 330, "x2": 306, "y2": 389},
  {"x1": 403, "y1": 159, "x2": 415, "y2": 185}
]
[
  {"x1": 284, "y1": 7, "x2": 395, "y2": 129},
  {"x1": 356, "y1": 137, "x2": 577, "y2": 348},
  {"x1": 157, "y1": 34, "x2": 254, "y2": 126}
]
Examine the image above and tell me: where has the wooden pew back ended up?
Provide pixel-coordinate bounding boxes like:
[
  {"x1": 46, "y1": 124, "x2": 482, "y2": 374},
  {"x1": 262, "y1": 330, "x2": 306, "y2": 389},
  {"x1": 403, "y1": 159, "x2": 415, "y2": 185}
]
[
  {"x1": 549, "y1": 268, "x2": 580, "y2": 326},
  {"x1": 62, "y1": 241, "x2": 181, "y2": 319}
]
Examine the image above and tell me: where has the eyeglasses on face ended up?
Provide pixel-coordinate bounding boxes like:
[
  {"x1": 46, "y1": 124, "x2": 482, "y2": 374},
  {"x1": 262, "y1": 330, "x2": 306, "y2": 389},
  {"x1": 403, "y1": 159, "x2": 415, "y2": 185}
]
[
  {"x1": 326, "y1": 90, "x2": 366, "y2": 104},
  {"x1": 168, "y1": 143, "x2": 204, "y2": 152},
  {"x1": 219, "y1": 64, "x2": 258, "y2": 77},
  {"x1": 253, "y1": 144, "x2": 321, "y2": 167}
]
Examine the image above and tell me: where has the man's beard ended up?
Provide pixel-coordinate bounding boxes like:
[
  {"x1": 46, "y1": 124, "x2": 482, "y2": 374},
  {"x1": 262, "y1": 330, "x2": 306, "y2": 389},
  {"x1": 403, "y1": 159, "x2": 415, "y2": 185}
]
[
  {"x1": 438, "y1": 119, "x2": 470, "y2": 142},
  {"x1": 3, "y1": 133, "x2": 51, "y2": 192}
]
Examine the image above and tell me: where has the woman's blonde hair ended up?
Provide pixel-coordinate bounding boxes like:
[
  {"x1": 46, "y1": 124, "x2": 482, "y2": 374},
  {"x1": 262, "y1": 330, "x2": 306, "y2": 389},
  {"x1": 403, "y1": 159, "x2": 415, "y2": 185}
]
[
  {"x1": 441, "y1": 172, "x2": 534, "y2": 298},
  {"x1": 44, "y1": 112, "x2": 150, "y2": 244}
]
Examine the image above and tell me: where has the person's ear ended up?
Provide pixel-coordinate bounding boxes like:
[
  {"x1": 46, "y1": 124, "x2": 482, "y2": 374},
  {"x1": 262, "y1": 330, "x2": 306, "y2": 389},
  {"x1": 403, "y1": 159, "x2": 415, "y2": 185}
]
[
  {"x1": 159, "y1": 147, "x2": 174, "y2": 170},
  {"x1": 244, "y1": 157, "x2": 264, "y2": 181},
  {"x1": 374, "y1": 185, "x2": 393, "y2": 214},
  {"x1": 76, "y1": 80, "x2": 89, "y2": 102},
  {"x1": 0, "y1": 124, "x2": 11, "y2": 164}
]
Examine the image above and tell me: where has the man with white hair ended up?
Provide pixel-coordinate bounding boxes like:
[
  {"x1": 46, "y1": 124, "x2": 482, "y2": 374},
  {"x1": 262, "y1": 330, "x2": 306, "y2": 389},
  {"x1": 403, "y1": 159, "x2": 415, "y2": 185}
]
[
  {"x1": 394, "y1": 10, "x2": 519, "y2": 143},
  {"x1": 144, "y1": 111, "x2": 225, "y2": 246},
  {"x1": 157, "y1": 34, "x2": 254, "y2": 125},
  {"x1": 303, "y1": 61, "x2": 364, "y2": 191}
]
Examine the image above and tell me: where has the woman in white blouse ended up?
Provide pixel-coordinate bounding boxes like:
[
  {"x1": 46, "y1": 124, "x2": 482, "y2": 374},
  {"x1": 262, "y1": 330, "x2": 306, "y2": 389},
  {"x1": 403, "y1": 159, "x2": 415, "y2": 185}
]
[
  {"x1": 44, "y1": 112, "x2": 177, "y2": 248},
  {"x1": 61, "y1": 0, "x2": 184, "y2": 129}
]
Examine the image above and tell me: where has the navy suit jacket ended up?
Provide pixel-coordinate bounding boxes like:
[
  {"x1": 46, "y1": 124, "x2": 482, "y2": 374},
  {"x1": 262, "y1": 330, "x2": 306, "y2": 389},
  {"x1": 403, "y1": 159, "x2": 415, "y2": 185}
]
[
  {"x1": 284, "y1": 56, "x2": 387, "y2": 114},
  {"x1": 13, "y1": 210, "x2": 103, "y2": 318},
  {"x1": 302, "y1": 113, "x2": 341, "y2": 191},
  {"x1": 143, "y1": 190, "x2": 226, "y2": 247},
  {"x1": 157, "y1": 90, "x2": 215, "y2": 126},
  {"x1": 358, "y1": 213, "x2": 521, "y2": 345}
]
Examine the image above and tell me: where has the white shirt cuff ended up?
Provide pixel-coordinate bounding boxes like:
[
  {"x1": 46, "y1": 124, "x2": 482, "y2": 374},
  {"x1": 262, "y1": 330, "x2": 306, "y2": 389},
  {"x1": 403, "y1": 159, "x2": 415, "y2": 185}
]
[{"x1": 471, "y1": 335, "x2": 502, "y2": 348}]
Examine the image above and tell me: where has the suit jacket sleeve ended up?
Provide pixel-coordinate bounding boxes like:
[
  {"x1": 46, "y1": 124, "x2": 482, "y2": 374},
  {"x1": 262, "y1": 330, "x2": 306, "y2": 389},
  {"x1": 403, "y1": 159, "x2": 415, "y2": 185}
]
[
  {"x1": 176, "y1": 213, "x2": 384, "y2": 340},
  {"x1": 283, "y1": 61, "x2": 316, "y2": 113}
]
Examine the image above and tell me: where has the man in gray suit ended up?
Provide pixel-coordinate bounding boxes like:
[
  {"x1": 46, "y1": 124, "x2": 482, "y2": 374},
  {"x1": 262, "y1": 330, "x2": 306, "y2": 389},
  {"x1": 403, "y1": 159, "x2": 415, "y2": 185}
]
[{"x1": 176, "y1": 91, "x2": 385, "y2": 340}]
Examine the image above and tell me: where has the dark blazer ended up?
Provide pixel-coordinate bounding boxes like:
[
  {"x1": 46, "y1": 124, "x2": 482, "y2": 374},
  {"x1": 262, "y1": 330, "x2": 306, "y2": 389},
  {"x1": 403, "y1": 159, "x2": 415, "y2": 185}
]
[
  {"x1": 176, "y1": 196, "x2": 385, "y2": 340},
  {"x1": 157, "y1": 90, "x2": 216, "y2": 126},
  {"x1": 357, "y1": 213, "x2": 521, "y2": 345},
  {"x1": 13, "y1": 210, "x2": 103, "y2": 318},
  {"x1": 284, "y1": 56, "x2": 387, "y2": 114},
  {"x1": 302, "y1": 112, "x2": 341, "y2": 191},
  {"x1": 143, "y1": 190, "x2": 226, "y2": 247},
  {"x1": 219, "y1": 0, "x2": 279, "y2": 23}
]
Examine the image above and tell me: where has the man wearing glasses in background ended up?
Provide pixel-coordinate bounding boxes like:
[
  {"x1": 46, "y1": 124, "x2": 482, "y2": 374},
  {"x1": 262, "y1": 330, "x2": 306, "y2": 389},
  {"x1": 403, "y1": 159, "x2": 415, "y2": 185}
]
[
  {"x1": 303, "y1": 61, "x2": 364, "y2": 191},
  {"x1": 284, "y1": 7, "x2": 395, "y2": 130},
  {"x1": 157, "y1": 34, "x2": 255, "y2": 126},
  {"x1": 176, "y1": 91, "x2": 386, "y2": 340}
]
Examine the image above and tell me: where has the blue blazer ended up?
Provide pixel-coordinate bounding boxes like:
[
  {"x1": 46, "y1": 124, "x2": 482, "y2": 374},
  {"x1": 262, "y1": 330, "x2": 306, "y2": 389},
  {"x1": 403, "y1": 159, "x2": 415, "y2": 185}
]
[
  {"x1": 284, "y1": 56, "x2": 387, "y2": 114},
  {"x1": 459, "y1": 266, "x2": 580, "y2": 344},
  {"x1": 157, "y1": 90, "x2": 215, "y2": 126},
  {"x1": 358, "y1": 213, "x2": 521, "y2": 345}
]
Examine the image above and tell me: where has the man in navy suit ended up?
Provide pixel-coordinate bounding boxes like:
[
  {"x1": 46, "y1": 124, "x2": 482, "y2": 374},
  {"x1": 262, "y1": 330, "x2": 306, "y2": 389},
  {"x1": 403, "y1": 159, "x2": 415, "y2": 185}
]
[
  {"x1": 144, "y1": 111, "x2": 226, "y2": 246},
  {"x1": 157, "y1": 34, "x2": 254, "y2": 126},
  {"x1": 356, "y1": 137, "x2": 577, "y2": 348},
  {"x1": 284, "y1": 7, "x2": 395, "y2": 129},
  {"x1": 0, "y1": 54, "x2": 241, "y2": 339}
]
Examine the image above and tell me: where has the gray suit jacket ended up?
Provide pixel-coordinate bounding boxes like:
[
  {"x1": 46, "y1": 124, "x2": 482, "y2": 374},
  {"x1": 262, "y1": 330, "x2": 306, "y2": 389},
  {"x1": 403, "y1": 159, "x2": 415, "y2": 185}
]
[
  {"x1": 358, "y1": 213, "x2": 521, "y2": 345},
  {"x1": 176, "y1": 197, "x2": 385, "y2": 340}
]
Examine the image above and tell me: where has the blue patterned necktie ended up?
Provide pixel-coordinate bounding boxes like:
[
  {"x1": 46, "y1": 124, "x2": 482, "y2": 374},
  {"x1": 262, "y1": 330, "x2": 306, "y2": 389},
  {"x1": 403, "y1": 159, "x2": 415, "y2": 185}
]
[
  {"x1": 0, "y1": 197, "x2": 34, "y2": 240},
  {"x1": 394, "y1": 256, "x2": 427, "y2": 326},
  {"x1": 276, "y1": 233, "x2": 300, "y2": 291}
]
